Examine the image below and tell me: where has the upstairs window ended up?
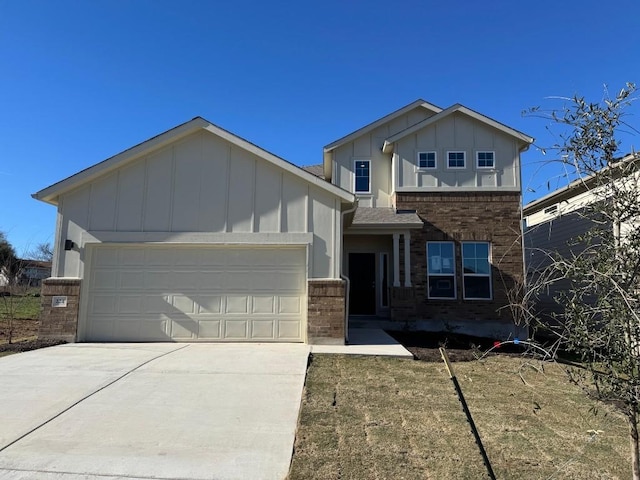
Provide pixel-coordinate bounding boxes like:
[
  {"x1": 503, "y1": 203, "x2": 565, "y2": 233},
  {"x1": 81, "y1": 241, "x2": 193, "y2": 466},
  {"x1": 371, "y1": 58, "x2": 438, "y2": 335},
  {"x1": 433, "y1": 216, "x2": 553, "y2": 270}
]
[
  {"x1": 462, "y1": 242, "x2": 492, "y2": 300},
  {"x1": 476, "y1": 151, "x2": 495, "y2": 168},
  {"x1": 418, "y1": 151, "x2": 436, "y2": 169},
  {"x1": 447, "y1": 151, "x2": 465, "y2": 169},
  {"x1": 427, "y1": 242, "x2": 456, "y2": 299},
  {"x1": 354, "y1": 160, "x2": 371, "y2": 193}
]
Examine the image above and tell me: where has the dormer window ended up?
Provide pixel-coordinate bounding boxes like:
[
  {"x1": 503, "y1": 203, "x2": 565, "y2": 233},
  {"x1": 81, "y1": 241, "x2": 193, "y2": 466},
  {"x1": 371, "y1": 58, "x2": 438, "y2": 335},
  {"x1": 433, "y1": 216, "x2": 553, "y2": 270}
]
[
  {"x1": 354, "y1": 160, "x2": 371, "y2": 193},
  {"x1": 418, "y1": 151, "x2": 436, "y2": 169}
]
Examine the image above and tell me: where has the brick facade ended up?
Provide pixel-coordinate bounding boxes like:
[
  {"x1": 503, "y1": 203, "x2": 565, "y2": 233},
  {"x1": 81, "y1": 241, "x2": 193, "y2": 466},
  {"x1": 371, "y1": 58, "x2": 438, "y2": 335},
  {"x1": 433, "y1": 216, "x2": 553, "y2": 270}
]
[
  {"x1": 39, "y1": 278, "x2": 81, "y2": 342},
  {"x1": 394, "y1": 192, "x2": 524, "y2": 329},
  {"x1": 307, "y1": 279, "x2": 345, "y2": 344}
]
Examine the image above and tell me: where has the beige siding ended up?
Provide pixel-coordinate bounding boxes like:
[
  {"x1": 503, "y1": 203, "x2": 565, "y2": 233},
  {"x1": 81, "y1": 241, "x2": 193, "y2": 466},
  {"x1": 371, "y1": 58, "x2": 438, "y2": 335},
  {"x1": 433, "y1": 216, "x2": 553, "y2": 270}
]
[
  {"x1": 395, "y1": 112, "x2": 521, "y2": 191},
  {"x1": 57, "y1": 131, "x2": 339, "y2": 279},
  {"x1": 332, "y1": 107, "x2": 434, "y2": 207}
]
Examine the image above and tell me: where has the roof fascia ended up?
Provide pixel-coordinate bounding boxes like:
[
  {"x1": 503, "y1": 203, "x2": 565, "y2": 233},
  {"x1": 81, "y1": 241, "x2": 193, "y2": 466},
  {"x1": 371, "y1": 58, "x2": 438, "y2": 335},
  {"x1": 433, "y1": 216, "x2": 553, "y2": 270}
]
[{"x1": 382, "y1": 104, "x2": 534, "y2": 153}]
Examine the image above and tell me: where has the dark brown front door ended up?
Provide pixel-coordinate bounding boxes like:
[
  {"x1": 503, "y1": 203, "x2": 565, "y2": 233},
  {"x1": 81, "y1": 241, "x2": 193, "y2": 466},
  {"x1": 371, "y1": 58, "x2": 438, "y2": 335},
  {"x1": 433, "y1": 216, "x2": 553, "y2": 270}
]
[{"x1": 349, "y1": 253, "x2": 376, "y2": 315}]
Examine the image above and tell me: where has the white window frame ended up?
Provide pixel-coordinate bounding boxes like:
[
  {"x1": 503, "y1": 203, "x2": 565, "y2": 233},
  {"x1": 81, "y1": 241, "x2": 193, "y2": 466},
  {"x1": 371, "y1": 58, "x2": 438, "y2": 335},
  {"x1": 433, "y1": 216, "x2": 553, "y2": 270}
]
[
  {"x1": 353, "y1": 159, "x2": 371, "y2": 194},
  {"x1": 447, "y1": 151, "x2": 466, "y2": 169},
  {"x1": 462, "y1": 241, "x2": 492, "y2": 300},
  {"x1": 476, "y1": 151, "x2": 495, "y2": 169},
  {"x1": 426, "y1": 241, "x2": 456, "y2": 300},
  {"x1": 417, "y1": 151, "x2": 437, "y2": 170}
]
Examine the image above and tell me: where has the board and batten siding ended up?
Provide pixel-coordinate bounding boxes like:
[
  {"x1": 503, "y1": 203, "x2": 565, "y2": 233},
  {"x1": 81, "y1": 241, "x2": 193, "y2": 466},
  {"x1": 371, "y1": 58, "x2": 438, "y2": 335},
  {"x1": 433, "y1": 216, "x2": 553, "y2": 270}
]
[
  {"x1": 55, "y1": 131, "x2": 340, "y2": 280},
  {"x1": 394, "y1": 112, "x2": 520, "y2": 191},
  {"x1": 332, "y1": 107, "x2": 434, "y2": 207}
]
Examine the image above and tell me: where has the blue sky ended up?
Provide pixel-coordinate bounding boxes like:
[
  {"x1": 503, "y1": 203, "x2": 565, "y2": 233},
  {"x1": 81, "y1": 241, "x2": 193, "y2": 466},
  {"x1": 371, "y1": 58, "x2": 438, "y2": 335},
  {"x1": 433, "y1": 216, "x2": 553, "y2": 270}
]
[{"x1": 1, "y1": 0, "x2": 639, "y2": 255}]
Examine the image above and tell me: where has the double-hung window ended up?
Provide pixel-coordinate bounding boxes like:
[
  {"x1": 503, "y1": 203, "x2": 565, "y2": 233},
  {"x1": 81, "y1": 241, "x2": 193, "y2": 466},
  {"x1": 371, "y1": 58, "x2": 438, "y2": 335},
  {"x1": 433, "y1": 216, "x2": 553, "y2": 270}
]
[
  {"x1": 354, "y1": 160, "x2": 371, "y2": 193},
  {"x1": 418, "y1": 151, "x2": 436, "y2": 169},
  {"x1": 476, "y1": 151, "x2": 495, "y2": 168},
  {"x1": 462, "y1": 242, "x2": 492, "y2": 299},
  {"x1": 426, "y1": 242, "x2": 456, "y2": 299},
  {"x1": 447, "y1": 151, "x2": 465, "y2": 168}
]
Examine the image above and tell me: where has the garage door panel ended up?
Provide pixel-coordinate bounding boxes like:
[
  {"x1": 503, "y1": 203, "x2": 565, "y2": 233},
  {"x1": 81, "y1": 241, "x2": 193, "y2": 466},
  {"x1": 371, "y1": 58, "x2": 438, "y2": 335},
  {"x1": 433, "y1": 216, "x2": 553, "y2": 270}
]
[
  {"x1": 120, "y1": 271, "x2": 145, "y2": 290},
  {"x1": 194, "y1": 295, "x2": 222, "y2": 314},
  {"x1": 119, "y1": 296, "x2": 143, "y2": 314},
  {"x1": 84, "y1": 245, "x2": 306, "y2": 342},
  {"x1": 252, "y1": 320, "x2": 275, "y2": 339},
  {"x1": 93, "y1": 271, "x2": 118, "y2": 290},
  {"x1": 198, "y1": 320, "x2": 221, "y2": 338},
  {"x1": 252, "y1": 296, "x2": 274, "y2": 314},
  {"x1": 120, "y1": 248, "x2": 146, "y2": 266},
  {"x1": 278, "y1": 320, "x2": 301, "y2": 340},
  {"x1": 170, "y1": 320, "x2": 197, "y2": 340},
  {"x1": 90, "y1": 295, "x2": 117, "y2": 314},
  {"x1": 279, "y1": 297, "x2": 301, "y2": 314},
  {"x1": 172, "y1": 295, "x2": 196, "y2": 314},
  {"x1": 226, "y1": 296, "x2": 249, "y2": 314},
  {"x1": 224, "y1": 320, "x2": 249, "y2": 339}
]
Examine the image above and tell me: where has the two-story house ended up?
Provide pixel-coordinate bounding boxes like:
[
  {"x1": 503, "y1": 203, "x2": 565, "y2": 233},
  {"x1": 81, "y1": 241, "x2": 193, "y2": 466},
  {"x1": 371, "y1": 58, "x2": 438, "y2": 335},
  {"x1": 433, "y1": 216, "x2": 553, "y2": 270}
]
[
  {"x1": 34, "y1": 100, "x2": 532, "y2": 344},
  {"x1": 322, "y1": 100, "x2": 533, "y2": 338}
]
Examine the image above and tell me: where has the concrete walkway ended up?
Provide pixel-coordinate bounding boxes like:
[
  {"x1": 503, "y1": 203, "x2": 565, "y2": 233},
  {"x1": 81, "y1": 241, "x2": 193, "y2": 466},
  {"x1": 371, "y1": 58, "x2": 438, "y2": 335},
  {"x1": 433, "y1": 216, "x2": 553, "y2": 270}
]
[
  {"x1": 0, "y1": 343, "x2": 310, "y2": 480},
  {"x1": 311, "y1": 328, "x2": 413, "y2": 357}
]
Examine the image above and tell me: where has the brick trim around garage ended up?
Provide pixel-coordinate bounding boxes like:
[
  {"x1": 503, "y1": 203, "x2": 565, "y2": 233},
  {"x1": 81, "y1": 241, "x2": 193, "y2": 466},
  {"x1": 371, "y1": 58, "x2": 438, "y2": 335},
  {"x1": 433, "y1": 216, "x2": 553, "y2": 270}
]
[{"x1": 39, "y1": 278, "x2": 81, "y2": 342}]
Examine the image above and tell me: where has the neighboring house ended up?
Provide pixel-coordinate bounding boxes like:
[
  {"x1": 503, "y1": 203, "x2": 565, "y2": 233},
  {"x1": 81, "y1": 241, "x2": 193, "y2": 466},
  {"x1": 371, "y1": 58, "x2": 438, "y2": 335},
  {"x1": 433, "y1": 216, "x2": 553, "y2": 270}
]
[
  {"x1": 19, "y1": 260, "x2": 52, "y2": 286},
  {"x1": 34, "y1": 100, "x2": 533, "y2": 344},
  {"x1": 0, "y1": 260, "x2": 51, "y2": 287},
  {"x1": 522, "y1": 152, "x2": 640, "y2": 322}
]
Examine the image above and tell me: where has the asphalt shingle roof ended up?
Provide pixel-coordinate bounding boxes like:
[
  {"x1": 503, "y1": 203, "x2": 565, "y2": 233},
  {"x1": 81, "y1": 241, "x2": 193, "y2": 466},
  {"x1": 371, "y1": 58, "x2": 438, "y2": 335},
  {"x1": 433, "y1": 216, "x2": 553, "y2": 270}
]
[{"x1": 350, "y1": 207, "x2": 423, "y2": 227}]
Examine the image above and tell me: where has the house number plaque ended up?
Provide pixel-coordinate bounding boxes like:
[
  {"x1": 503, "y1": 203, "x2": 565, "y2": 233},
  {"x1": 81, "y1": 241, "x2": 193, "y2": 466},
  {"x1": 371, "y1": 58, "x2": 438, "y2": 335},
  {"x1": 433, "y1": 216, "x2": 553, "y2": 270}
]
[{"x1": 52, "y1": 296, "x2": 68, "y2": 308}]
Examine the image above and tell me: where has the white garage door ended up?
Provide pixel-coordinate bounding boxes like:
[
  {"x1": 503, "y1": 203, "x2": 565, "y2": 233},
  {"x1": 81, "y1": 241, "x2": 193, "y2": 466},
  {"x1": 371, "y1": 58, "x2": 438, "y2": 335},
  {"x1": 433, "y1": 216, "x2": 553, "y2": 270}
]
[{"x1": 83, "y1": 244, "x2": 306, "y2": 342}]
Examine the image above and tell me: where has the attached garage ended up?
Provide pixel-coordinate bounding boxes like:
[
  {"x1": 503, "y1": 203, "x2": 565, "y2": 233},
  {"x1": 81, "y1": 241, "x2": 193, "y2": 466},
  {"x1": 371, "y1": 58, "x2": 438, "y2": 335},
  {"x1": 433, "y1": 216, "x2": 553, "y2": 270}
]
[
  {"x1": 83, "y1": 244, "x2": 307, "y2": 342},
  {"x1": 33, "y1": 116, "x2": 354, "y2": 344}
]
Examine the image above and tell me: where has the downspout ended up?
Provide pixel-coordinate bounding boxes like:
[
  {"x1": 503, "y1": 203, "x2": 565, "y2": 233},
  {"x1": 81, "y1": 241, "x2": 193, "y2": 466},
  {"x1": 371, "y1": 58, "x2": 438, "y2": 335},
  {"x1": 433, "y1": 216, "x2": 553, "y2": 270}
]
[{"x1": 341, "y1": 200, "x2": 358, "y2": 344}]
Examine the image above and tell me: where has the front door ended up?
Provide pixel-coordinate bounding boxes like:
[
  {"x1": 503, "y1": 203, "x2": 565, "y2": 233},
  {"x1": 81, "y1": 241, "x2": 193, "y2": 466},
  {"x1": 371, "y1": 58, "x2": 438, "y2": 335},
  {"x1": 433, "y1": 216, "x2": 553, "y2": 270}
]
[{"x1": 349, "y1": 253, "x2": 376, "y2": 315}]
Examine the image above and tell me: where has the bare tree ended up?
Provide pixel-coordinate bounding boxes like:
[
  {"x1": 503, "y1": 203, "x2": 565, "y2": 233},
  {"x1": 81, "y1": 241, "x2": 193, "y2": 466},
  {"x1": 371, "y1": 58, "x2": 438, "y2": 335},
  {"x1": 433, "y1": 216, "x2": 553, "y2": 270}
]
[
  {"x1": 26, "y1": 242, "x2": 53, "y2": 262},
  {"x1": 525, "y1": 83, "x2": 640, "y2": 478}
]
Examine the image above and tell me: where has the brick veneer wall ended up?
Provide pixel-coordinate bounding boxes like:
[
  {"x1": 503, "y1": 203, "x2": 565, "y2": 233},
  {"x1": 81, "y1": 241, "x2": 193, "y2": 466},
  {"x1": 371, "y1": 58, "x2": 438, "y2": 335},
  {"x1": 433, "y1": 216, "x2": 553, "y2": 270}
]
[
  {"x1": 395, "y1": 192, "x2": 524, "y2": 326},
  {"x1": 307, "y1": 279, "x2": 345, "y2": 344},
  {"x1": 39, "y1": 278, "x2": 81, "y2": 342}
]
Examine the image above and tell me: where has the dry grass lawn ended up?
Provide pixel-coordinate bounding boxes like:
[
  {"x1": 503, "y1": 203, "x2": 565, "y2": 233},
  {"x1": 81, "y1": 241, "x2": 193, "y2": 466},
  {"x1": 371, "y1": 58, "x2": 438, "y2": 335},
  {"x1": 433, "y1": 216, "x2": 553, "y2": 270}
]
[{"x1": 288, "y1": 354, "x2": 630, "y2": 479}]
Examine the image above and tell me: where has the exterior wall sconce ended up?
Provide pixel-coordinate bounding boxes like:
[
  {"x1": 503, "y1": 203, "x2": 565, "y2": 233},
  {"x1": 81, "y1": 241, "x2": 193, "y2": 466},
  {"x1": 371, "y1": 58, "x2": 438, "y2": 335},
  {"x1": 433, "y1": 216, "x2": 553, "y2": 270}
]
[{"x1": 64, "y1": 239, "x2": 75, "y2": 251}]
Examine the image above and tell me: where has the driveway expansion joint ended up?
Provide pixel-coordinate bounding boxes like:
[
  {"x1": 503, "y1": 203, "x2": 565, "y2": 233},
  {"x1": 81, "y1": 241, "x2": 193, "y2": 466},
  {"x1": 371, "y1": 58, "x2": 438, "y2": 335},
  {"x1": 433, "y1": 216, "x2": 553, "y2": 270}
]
[{"x1": 0, "y1": 344, "x2": 190, "y2": 454}]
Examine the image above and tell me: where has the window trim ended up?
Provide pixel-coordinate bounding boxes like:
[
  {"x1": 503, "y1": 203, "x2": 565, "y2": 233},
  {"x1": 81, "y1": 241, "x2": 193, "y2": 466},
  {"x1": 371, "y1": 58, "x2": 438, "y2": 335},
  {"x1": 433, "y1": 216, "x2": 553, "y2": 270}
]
[
  {"x1": 476, "y1": 151, "x2": 495, "y2": 169},
  {"x1": 426, "y1": 241, "x2": 457, "y2": 300},
  {"x1": 417, "y1": 151, "x2": 437, "y2": 170},
  {"x1": 353, "y1": 159, "x2": 371, "y2": 194},
  {"x1": 447, "y1": 151, "x2": 466, "y2": 169},
  {"x1": 462, "y1": 241, "x2": 493, "y2": 300}
]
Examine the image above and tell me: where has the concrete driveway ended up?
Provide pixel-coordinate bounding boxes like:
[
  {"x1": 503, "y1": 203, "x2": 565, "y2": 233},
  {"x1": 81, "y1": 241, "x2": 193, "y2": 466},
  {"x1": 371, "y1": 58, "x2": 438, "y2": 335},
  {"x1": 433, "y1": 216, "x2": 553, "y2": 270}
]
[{"x1": 0, "y1": 343, "x2": 310, "y2": 480}]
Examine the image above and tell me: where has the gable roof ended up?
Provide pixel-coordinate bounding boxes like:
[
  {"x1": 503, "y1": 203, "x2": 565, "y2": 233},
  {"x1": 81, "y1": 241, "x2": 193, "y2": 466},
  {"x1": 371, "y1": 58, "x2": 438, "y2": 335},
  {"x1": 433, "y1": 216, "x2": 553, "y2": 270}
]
[
  {"x1": 33, "y1": 117, "x2": 355, "y2": 206},
  {"x1": 322, "y1": 99, "x2": 442, "y2": 179},
  {"x1": 381, "y1": 104, "x2": 534, "y2": 153},
  {"x1": 323, "y1": 99, "x2": 442, "y2": 153}
]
